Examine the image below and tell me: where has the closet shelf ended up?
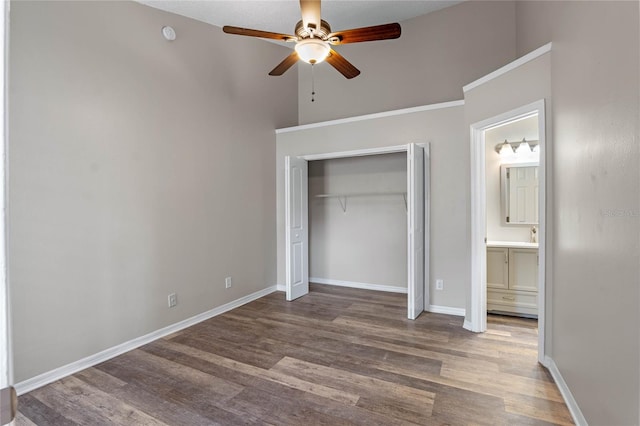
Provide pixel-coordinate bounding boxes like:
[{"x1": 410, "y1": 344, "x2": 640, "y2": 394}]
[{"x1": 314, "y1": 191, "x2": 407, "y2": 212}]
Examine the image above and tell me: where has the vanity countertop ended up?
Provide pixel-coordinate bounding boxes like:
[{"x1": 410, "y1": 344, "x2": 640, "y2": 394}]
[{"x1": 486, "y1": 240, "x2": 538, "y2": 249}]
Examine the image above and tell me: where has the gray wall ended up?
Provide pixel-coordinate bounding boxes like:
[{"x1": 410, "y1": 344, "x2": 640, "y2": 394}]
[
  {"x1": 308, "y1": 154, "x2": 407, "y2": 289},
  {"x1": 276, "y1": 105, "x2": 468, "y2": 310},
  {"x1": 9, "y1": 1, "x2": 297, "y2": 382},
  {"x1": 298, "y1": 1, "x2": 516, "y2": 124},
  {"x1": 515, "y1": 2, "x2": 639, "y2": 424}
]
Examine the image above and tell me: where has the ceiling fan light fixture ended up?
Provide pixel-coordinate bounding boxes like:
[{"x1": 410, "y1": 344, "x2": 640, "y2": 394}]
[{"x1": 295, "y1": 38, "x2": 330, "y2": 64}]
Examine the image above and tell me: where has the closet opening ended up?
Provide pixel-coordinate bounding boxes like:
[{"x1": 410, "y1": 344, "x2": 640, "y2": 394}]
[
  {"x1": 285, "y1": 144, "x2": 428, "y2": 320},
  {"x1": 309, "y1": 153, "x2": 407, "y2": 296}
]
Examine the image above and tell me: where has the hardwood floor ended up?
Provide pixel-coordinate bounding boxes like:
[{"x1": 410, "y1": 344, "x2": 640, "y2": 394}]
[{"x1": 16, "y1": 284, "x2": 573, "y2": 425}]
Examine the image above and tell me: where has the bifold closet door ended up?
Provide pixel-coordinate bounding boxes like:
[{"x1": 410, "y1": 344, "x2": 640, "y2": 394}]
[
  {"x1": 407, "y1": 144, "x2": 425, "y2": 320},
  {"x1": 285, "y1": 156, "x2": 309, "y2": 301}
]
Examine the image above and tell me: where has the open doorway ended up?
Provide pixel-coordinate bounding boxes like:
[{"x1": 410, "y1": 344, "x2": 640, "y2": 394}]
[
  {"x1": 285, "y1": 144, "x2": 428, "y2": 320},
  {"x1": 469, "y1": 100, "x2": 546, "y2": 363}
]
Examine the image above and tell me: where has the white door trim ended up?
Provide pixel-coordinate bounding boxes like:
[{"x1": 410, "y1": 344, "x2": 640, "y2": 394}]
[
  {"x1": 0, "y1": 0, "x2": 11, "y2": 391},
  {"x1": 468, "y1": 100, "x2": 547, "y2": 364},
  {"x1": 0, "y1": 2, "x2": 14, "y2": 424},
  {"x1": 300, "y1": 145, "x2": 407, "y2": 161}
]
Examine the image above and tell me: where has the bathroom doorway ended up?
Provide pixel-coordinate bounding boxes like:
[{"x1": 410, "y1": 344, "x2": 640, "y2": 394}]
[{"x1": 468, "y1": 100, "x2": 547, "y2": 364}]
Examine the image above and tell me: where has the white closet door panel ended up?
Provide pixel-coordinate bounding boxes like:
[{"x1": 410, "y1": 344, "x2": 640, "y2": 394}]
[
  {"x1": 285, "y1": 156, "x2": 309, "y2": 301},
  {"x1": 407, "y1": 144, "x2": 425, "y2": 320}
]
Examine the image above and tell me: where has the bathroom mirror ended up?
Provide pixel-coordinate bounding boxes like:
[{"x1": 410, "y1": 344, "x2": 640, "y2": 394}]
[{"x1": 501, "y1": 162, "x2": 539, "y2": 225}]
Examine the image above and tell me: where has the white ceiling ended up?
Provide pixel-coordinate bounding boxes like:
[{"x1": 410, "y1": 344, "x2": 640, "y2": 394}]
[{"x1": 137, "y1": 1, "x2": 463, "y2": 37}]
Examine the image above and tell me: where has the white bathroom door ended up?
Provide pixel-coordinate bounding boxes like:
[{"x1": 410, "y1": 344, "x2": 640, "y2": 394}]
[
  {"x1": 407, "y1": 144, "x2": 425, "y2": 320},
  {"x1": 508, "y1": 166, "x2": 538, "y2": 223},
  {"x1": 285, "y1": 156, "x2": 309, "y2": 301}
]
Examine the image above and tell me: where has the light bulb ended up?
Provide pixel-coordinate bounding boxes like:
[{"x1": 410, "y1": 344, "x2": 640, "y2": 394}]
[
  {"x1": 516, "y1": 140, "x2": 532, "y2": 155},
  {"x1": 295, "y1": 39, "x2": 330, "y2": 64},
  {"x1": 499, "y1": 141, "x2": 515, "y2": 157}
]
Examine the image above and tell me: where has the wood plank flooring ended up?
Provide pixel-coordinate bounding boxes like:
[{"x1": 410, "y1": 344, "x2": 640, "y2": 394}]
[{"x1": 16, "y1": 284, "x2": 573, "y2": 425}]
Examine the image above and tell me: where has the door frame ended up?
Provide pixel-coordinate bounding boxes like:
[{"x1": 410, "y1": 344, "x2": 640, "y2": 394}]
[
  {"x1": 287, "y1": 143, "x2": 430, "y2": 317},
  {"x1": 468, "y1": 99, "x2": 547, "y2": 364},
  {"x1": 1, "y1": 0, "x2": 10, "y2": 390},
  {"x1": 0, "y1": 1, "x2": 13, "y2": 423}
]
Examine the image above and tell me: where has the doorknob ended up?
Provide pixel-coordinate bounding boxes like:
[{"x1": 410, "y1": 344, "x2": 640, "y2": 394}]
[{"x1": 0, "y1": 386, "x2": 17, "y2": 425}]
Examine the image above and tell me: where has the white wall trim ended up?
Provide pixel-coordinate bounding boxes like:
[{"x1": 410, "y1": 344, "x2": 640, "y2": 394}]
[
  {"x1": 311, "y1": 277, "x2": 407, "y2": 294},
  {"x1": 301, "y1": 144, "x2": 408, "y2": 161},
  {"x1": 14, "y1": 285, "x2": 278, "y2": 395},
  {"x1": 463, "y1": 43, "x2": 552, "y2": 93},
  {"x1": 276, "y1": 100, "x2": 465, "y2": 134},
  {"x1": 467, "y1": 122, "x2": 488, "y2": 334},
  {"x1": 0, "y1": 0, "x2": 10, "y2": 391},
  {"x1": 427, "y1": 305, "x2": 465, "y2": 317},
  {"x1": 544, "y1": 356, "x2": 588, "y2": 426},
  {"x1": 276, "y1": 284, "x2": 286, "y2": 292}
]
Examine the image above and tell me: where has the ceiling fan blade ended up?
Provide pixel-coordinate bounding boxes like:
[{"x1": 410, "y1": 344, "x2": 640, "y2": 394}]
[
  {"x1": 300, "y1": 0, "x2": 321, "y2": 31},
  {"x1": 223, "y1": 26, "x2": 296, "y2": 42},
  {"x1": 328, "y1": 23, "x2": 401, "y2": 45},
  {"x1": 269, "y1": 51, "x2": 299, "y2": 76},
  {"x1": 325, "y1": 48, "x2": 360, "y2": 79}
]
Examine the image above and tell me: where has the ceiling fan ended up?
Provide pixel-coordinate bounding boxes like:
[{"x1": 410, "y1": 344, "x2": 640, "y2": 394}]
[{"x1": 222, "y1": 0, "x2": 401, "y2": 79}]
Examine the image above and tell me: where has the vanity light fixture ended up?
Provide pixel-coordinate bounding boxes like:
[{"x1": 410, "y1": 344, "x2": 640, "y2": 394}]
[{"x1": 496, "y1": 138, "x2": 539, "y2": 161}]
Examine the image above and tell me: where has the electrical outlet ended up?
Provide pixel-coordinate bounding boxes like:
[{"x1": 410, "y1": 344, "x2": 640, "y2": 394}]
[
  {"x1": 225, "y1": 276, "x2": 232, "y2": 289},
  {"x1": 435, "y1": 279, "x2": 444, "y2": 290},
  {"x1": 168, "y1": 293, "x2": 177, "y2": 308}
]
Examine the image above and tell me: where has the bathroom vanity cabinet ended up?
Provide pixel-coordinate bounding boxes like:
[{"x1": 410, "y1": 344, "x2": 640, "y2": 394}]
[{"x1": 486, "y1": 242, "x2": 538, "y2": 317}]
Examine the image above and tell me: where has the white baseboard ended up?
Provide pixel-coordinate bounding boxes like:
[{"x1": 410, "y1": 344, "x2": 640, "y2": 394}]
[
  {"x1": 276, "y1": 284, "x2": 286, "y2": 292},
  {"x1": 310, "y1": 277, "x2": 407, "y2": 294},
  {"x1": 544, "y1": 356, "x2": 587, "y2": 426},
  {"x1": 15, "y1": 285, "x2": 278, "y2": 396},
  {"x1": 463, "y1": 319, "x2": 474, "y2": 331},
  {"x1": 427, "y1": 305, "x2": 466, "y2": 317}
]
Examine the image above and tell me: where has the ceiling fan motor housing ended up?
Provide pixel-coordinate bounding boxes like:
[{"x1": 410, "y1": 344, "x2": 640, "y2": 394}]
[{"x1": 295, "y1": 19, "x2": 332, "y2": 40}]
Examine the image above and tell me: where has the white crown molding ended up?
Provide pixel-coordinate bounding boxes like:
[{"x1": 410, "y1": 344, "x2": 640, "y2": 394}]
[
  {"x1": 276, "y1": 100, "x2": 465, "y2": 134},
  {"x1": 15, "y1": 285, "x2": 278, "y2": 395},
  {"x1": 463, "y1": 43, "x2": 552, "y2": 93}
]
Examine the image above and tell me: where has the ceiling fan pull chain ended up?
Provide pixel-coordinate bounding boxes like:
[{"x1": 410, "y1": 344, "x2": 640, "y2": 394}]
[{"x1": 311, "y1": 64, "x2": 316, "y2": 102}]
